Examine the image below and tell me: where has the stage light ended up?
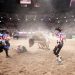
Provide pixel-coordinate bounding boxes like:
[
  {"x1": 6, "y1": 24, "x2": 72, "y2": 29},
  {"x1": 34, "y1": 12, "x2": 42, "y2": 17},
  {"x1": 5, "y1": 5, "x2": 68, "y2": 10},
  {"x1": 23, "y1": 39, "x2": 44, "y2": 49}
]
[
  {"x1": 56, "y1": 18, "x2": 59, "y2": 20},
  {"x1": 0, "y1": 21, "x2": 1, "y2": 22},
  {"x1": 40, "y1": 18, "x2": 43, "y2": 21},
  {"x1": 1, "y1": 17, "x2": 3, "y2": 19},
  {"x1": 33, "y1": 16, "x2": 36, "y2": 21},
  {"x1": 9, "y1": 18, "x2": 12, "y2": 20},
  {"x1": 74, "y1": 19, "x2": 75, "y2": 21},
  {"x1": 64, "y1": 16, "x2": 66, "y2": 19},
  {"x1": 34, "y1": 3, "x2": 40, "y2": 7},
  {"x1": 49, "y1": 18, "x2": 51, "y2": 21},
  {"x1": 57, "y1": 20, "x2": 60, "y2": 23},
  {"x1": 18, "y1": 19, "x2": 20, "y2": 21},
  {"x1": 72, "y1": 15, "x2": 74, "y2": 18},
  {"x1": 66, "y1": 20, "x2": 68, "y2": 22},
  {"x1": 26, "y1": 18, "x2": 28, "y2": 21},
  {"x1": 33, "y1": 18, "x2": 36, "y2": 21}
]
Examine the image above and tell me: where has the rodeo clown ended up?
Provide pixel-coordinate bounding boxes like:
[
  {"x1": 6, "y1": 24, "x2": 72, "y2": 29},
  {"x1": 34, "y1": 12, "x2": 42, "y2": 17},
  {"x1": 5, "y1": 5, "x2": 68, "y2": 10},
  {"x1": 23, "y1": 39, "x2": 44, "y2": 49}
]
[
  {"x1": 53, "y1": 27, "x2": 66, "y2": 64},
  {"x1": 0, "y1": 31, "x2": 10, "y2": 58}
]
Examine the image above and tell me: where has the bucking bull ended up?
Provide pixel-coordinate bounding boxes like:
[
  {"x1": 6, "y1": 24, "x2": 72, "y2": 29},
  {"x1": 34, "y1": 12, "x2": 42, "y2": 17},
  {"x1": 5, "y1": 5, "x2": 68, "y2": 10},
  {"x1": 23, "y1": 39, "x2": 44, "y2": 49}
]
[{"x1": 29, "y1": 32, "x2": 50, "y2": 50}]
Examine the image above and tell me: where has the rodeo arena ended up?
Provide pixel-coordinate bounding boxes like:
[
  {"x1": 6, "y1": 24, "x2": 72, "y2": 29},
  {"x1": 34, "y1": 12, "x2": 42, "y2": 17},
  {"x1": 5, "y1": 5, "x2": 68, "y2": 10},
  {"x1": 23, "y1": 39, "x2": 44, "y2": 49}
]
[{"x1": 0, "y1": 0, "x2": 75, "y2": 75}]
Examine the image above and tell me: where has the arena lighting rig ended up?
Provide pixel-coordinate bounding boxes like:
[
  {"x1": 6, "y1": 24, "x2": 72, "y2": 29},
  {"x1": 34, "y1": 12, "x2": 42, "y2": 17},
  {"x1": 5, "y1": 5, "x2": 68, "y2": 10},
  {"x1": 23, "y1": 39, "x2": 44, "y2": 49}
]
[
  {"x1": 20, "y1": 0, "x2": 40, "y2": 7},
  {"x1": 17, "y1": 30, "x2": 54, "y2": 40}
]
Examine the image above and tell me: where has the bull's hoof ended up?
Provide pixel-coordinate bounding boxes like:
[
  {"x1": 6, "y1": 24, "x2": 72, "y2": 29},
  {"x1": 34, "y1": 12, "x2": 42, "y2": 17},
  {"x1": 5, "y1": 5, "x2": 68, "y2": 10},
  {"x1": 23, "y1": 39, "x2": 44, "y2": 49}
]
[
  {"x1": 6, "y1": 55, "x2": 11, "y2": 58},
  {"x1": 0, "y1": 49, "x2": 3, "y2": 53}
]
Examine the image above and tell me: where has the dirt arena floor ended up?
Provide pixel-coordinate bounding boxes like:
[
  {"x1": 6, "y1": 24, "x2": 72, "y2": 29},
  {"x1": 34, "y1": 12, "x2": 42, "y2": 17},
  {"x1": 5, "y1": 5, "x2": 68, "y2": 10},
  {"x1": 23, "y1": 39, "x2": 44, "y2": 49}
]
[{"x1": 0, "y1": 38, "x2": 75, "y2": 75}]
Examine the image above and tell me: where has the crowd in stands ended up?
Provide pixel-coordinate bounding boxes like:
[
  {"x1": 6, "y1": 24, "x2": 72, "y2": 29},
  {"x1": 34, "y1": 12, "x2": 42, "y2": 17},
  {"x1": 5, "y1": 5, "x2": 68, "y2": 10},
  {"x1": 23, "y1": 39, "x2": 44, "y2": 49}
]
[{"x1": 0, "y1": 11, "x2": 75, "y2": 36}]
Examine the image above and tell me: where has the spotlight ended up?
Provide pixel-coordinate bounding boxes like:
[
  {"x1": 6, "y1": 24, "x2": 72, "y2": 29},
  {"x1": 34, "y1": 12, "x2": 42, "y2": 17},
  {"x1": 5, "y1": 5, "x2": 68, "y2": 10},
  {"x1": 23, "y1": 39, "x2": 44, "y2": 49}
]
[
  {"x1": 40, "y1": 18, "x2": 43, "y2": 21},
  {"x1": 74, "y1": 19, "x2": 75, "y2": 21},
  {"x1": 9, "y1": 18, "x2": 12, "y2": 20},
  {"x1": 72, "y1": 15, "x2": 74, "y2": 18},
  {"x1": 33, "y1": 18, "x2": 36, "y2": 21},
  {"x1": 18, "y1": 19, "x2": 20, "y2": 21},
  {"x1": 66, "y1": 20, "x2": 68, "y2": 22},
  {"x1": 57, "y1": 20, "x2": 60, "y2": 23},
  {"x1": 25, "y1": 18, "x2": 28, "y2": 21},
  {"x1": 0, "y1": 21, "x2": 1, "y2": 22},
  {"x1": 64, "y1": 16, "x2": 66, "y2": 19},
  {"x1": 1, "y1": 17, "x2": 3, "y2": 19},
  {"x1": 49, "y1": 18, "x2": 51, "y2": 21},
  {"x1": 56, "y1": 18, "x2": 59, "y2": 20},
  {"x1": 34, "y1": 3, "x2": 40, "y2": 7},
  {"x1": 33, "y1": 16, "x2": 36, "y2": 21}
]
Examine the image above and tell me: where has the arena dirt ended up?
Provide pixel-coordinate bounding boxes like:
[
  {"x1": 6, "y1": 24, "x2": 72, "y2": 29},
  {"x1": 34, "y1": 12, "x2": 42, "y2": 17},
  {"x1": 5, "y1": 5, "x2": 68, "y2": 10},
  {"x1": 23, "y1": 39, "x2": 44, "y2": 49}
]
[{"x1": 0, "y1": 39, "x2": 75, "y2": 75}]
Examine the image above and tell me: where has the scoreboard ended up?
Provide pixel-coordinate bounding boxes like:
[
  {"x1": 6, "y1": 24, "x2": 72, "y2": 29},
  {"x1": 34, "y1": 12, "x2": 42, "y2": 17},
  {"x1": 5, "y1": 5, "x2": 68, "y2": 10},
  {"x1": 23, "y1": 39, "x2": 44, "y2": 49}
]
[{"x1": 20, "y1": 0, "x2": 31, "y2": 4}]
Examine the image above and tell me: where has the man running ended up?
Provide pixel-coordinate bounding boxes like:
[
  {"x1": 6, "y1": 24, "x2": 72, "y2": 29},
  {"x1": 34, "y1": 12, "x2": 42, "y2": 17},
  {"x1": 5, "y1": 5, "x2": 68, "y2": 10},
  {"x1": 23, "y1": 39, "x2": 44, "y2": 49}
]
[
  {"x1": 0, "y1": 31, "x2": 10, "y2": 58},
  {"x1": 53, "y1": 27, "x2": 66, "y2": 64},
  {"x1": 3, "y1": 31, "x2": 10, "y2": 58}
]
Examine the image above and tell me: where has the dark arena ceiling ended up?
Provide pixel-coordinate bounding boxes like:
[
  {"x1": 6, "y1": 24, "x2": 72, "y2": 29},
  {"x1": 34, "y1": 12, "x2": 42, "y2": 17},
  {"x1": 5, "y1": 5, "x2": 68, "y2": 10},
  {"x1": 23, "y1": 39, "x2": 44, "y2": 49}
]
[{"x1": 0, "y1": 0, "x2": 74, "y2": 13}]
